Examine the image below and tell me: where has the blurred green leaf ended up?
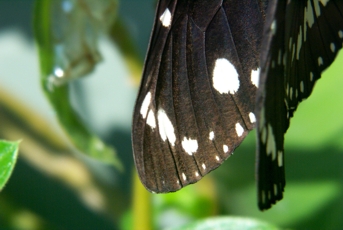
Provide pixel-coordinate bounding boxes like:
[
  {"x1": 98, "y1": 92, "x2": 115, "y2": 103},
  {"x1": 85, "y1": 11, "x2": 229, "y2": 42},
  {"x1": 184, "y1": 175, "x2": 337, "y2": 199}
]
[
  {"x1": 33, "y1": 0, "x2": 122, "y2": 169},
  {"x1": 286, "y1": 50, "x2": 343, "y2": 148},
  {"x1": 0, "y1": 140, "x2": 19, "y2": 191},
  {"x1": 167, "y1": 217, "x2": 279, "y2": 230}
]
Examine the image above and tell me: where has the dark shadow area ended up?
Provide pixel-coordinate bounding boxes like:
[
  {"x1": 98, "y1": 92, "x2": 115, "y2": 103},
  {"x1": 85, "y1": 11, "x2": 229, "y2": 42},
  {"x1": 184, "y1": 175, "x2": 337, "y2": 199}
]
[
  {"x1": 118, "y1": 0, "x2": 155, "y2": 58},
  {"x1": 285, "y1": 146, "x2": 343, "y2": 182},
  {"x1": 105, "y1": 127, "x2": 134, "y2": 201},
  {"x1": 0, "y1": 0, "x2": 35, "y2": 39}
]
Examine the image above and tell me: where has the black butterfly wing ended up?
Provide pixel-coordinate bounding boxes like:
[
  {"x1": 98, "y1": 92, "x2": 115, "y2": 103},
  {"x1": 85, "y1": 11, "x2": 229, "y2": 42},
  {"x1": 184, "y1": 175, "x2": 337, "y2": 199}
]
[
  {"x1": 132, "y1": 0, "x2": 266, "y2": 193},
  {"x1": 256, "y1": 0, "x2": 343, "y2": 210}
]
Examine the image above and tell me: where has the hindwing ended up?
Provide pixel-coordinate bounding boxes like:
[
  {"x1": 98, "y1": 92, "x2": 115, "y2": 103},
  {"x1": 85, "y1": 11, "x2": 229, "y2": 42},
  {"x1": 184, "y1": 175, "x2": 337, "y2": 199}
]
[
  {"x1": 132, "y1": 0, "x2": 266, "y2": 193},
  {"x1": 256, "y1": 0, "x2": 343, "y2": 210}
]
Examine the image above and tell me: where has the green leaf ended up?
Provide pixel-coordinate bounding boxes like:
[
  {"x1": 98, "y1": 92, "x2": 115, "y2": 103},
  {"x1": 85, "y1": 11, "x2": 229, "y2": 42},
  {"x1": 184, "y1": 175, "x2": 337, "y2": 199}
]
[
  {"x1": 33, "y1": 0, "x2": 122, "y2": 170},
  {"x1": 0, "y1": 140, "x2": 19, "y2": 191},
  {"x1": 167, "y1": 217, "x2": 280, "y2": 230}
]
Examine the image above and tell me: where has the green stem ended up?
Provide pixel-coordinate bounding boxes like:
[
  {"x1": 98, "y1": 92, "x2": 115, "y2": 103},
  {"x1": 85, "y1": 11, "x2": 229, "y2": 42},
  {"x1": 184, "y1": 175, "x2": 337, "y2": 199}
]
[{"x1": 133, "y1": 169, "x2": 152, "y2": 230}]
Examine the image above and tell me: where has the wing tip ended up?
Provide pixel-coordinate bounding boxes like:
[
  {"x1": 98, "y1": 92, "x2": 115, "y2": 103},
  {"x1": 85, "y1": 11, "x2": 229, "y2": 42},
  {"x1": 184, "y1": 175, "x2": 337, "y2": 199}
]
[{"x1": 258, "y1": 187, "x2": 284, "y2": 211}]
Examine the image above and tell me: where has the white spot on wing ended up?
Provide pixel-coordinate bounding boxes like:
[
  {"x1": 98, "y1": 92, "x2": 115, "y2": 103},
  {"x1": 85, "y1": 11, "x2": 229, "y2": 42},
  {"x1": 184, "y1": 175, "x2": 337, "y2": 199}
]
[
  {"x1": 250, "y1": 68, "x2": 260, "y2": 87},
  {"x1": 195, "y1": 172, "x2": 199, "y2": 177},
  {"x1": 284, "y1": 98, "x2": 289, "y2": 110},
  {"x1": 146, "y1": 110, "x2": 156, "y2": 128},
  {"x1": 278, "y1": 49, "x2": 282, "y2": 65},
  {"x1": 271, "y1": 20, "x2": 277, "y2": 35},
  {"x1": 330, "y1": 43, "x2": 336, "y2": 53},
  {"x1": 321, "y1": 1, "x2": 330, "y2": 8},
  {"x1": 314, "y1": 0, "x2": 321, "y2": 17},
  {"x1": 266, "y1": 124, "x2": 276, "y2": 160},
  {"x1": 212, "y1": 58, "x2": 240, "y2": 94},
  {"x1": 159, "y1": 8, "x2": 172, "y2": 27},
  {"x1": 296, "y1": 25, "x2": 302, "y2": 60},
  {"x1": 216, "y1": 155, "x2": 220, "y2": 161},
  {"x1": 181, "y1": 137, "x2": 198, "y2": 155},
  {"x1": 310, "y1": 72, "x2": 314, "y2": 81},
  {"x1": 274, "y1": 184, "x2": 278, "y2": 195},
  {"x1": 305, "y1": 1, "x2": 315, "y2": 28},
  {"x1": 261, "y1": 190, "x2": 265, "y2": 204},
  {"x1": 209, "y1": 131, "x2": 214, "y2": 141},
  {"x1": 318, "y1": 56, "x2": 323, "y2": 66},
  {"x1": 202, "y1": 163, "x2": 206, "y2": 170},
  {"x1": 235, "y1": 123, "x2": 244, "y2": 137},
  {"x1": 278, "y1": 151, "x2": 283, "y2": 167},
  {"x1": 182, "y1": 173, "x2": 187, "y2": 181},
  {"x1": 140, "y1": 92, "x2": 151, "y2": 118},
  {"x1": 261, "y1": 126, "x2": 267, "y2": 144},
  {"x1": 259, "y1": 107, "x2": 265, "y2": 131},
  {"x1": 249, "y1": 112, "x2": 256, "y2": 123},
  {"x1": 339, "y1": 30, "x2": 343, "y2": 38},
  {"x1": 300, "y1": 81, "x2": 304, "y2": 93},
  {"x1": 157, "y1": 109, "x2": 176, "y2": 146},
  {"x1": 223, "y1": 145, "x2": 229, "y2": 153}
]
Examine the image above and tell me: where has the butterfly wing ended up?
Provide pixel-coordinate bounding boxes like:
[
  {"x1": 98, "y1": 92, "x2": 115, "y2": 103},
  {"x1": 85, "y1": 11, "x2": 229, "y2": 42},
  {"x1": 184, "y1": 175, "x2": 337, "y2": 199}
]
[
  {"x1": 132, "y1": 0, "x2": 266, "y2": 193},
  {"x1": 256, "y1": 0, "x2": 343, "y2": 210}
]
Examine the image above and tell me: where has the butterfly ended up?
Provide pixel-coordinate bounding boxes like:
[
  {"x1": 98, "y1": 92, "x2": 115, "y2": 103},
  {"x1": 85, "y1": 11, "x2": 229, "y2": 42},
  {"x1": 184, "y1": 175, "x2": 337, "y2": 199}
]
[
  {"x1": 256, "y1": 0, "x2": 343, "y2": 210},
  {"x1": 132, "y1": 0, "x2": 343, "y2": 210}
]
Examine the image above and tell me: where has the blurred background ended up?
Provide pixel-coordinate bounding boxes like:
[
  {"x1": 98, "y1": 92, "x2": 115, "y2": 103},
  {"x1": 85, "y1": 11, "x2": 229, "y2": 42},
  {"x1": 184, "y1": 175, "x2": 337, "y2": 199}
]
[{"x1": 0, "y1": 1, "x2": 342, "y2": 229}]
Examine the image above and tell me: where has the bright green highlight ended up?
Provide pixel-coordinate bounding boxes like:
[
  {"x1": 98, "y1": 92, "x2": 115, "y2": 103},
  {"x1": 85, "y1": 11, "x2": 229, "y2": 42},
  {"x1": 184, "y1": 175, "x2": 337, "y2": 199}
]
[{"x1": 0, "y1": 140, "x2": 19, "y2": 191}]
